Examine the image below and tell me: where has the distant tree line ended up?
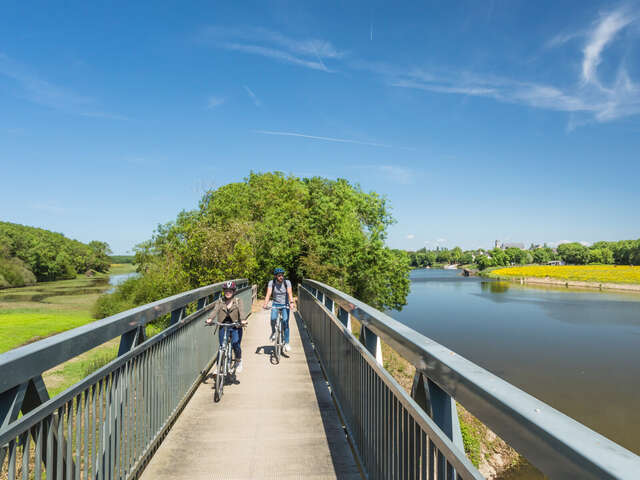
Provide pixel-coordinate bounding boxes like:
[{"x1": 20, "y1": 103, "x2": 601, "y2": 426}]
[
  {"x1": 0, "y1": 221, "x2": 111, "y2": 287},
  {"x1": 408, "y1": 239, "x2": 640, "y2": 271}
]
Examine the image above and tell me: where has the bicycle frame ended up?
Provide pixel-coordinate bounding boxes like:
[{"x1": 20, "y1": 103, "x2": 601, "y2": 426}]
[
  {"x1": 270, "y1": 305, "x2": 288, "y2": 364},
  {"x1": 206, "y1": 321, "x2": 241, "y2": 401}
]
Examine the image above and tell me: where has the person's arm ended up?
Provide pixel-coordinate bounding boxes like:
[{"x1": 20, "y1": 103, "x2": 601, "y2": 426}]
[
  {"x1": 287, "y1": 281, "x2": 296, "y2": 311},
  {"x1": 238, "y1": 298, "x2": 248, "y2": 325},
  {"x1": 205, "y1": 301, "x2": 221, "y2": 324},
  {"x1": 262, "y1": 283, "x2": 273, "y2": 309}
]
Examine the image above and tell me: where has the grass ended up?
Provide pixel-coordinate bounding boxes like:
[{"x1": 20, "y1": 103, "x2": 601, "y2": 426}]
[
  {"x1": 491, "y1": 265, "x2": 640, "y2": 284},
  {"x1": 108, "y1": 263, "x2": 137, "y2": 275},
  {"x1": 0, "y1": 309, "x2": 97, "y2": 353},
  {"x1": 43, "y1": 340, "x2": 119, "y2": 397}
]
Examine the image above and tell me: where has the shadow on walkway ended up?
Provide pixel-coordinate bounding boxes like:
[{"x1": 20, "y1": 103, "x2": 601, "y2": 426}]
[{"x1": 293, "y1": 311, "x2": 363, "y2": 479}]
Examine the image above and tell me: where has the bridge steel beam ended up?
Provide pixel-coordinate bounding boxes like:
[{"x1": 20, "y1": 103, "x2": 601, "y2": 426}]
[{"x1": 300, "y1": 278, "x2": 640, "y2": 480}]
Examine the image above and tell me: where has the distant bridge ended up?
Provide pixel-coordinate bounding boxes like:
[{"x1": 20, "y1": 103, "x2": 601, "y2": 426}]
[{"x1": 1, "y1": 279, "x2": 640, "y2": 479}]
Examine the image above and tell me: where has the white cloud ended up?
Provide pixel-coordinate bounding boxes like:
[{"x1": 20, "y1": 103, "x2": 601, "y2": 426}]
[
  {"x1": 254, "y1": 129, "x2": 393, "y2": 148},
  {"x1": 206, "y1": 96, "x2": 225, "y2": 109},
  {"x1": 0, "y1": 53, "x2": 125, "y2": 119},
  {"x1": 406, "y1": 234, "x2": 415, "y2": 240},
  {"x1": 244, "y1": 86, "x2": 262, "y2": 107},
  {"x1": 381, "y1": 6, "x2": 640, "y2": 125},
  {"x1": 581, "y1": 8, "x2": 633, "y2": 85},
  {"x1": 199, "y1": 26, "x2": 345, "y2": 72}
]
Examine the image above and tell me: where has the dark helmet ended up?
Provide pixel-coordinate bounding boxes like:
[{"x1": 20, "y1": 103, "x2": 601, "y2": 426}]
[
  {"x1": 223, "y1": 280, "x2": 237, "y2": 290},
  {"x1": 273, "y1": 267, "x2": 285, "y2": 275}
]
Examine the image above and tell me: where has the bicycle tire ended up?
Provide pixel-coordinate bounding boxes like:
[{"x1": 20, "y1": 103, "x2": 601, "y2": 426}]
[
  {"x1": 274, "y1": 320, "x2": 281, "y2": 364},
  {"x1": 214, "y1": 349, "x2": 225, "y2": 402}
]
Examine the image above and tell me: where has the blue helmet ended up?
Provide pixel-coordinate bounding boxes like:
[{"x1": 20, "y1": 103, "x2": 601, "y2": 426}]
[{"x1": 273, "y1": 267, "x2": 285, "y2": 275}]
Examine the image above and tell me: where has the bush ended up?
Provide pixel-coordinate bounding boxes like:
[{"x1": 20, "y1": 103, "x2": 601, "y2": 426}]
[{"x1": 0, "y1": 256, "x2": 37, "y2": 287}]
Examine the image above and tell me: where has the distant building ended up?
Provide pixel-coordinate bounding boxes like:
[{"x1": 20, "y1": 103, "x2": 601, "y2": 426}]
[
  {"x1": 502, "y1": 242, "x2": 525, "y2": 249},
  {"x1": 494, "y1": 240, "x2": 525, "y2": 250},
  {"x1": 547, "y1": 260, "x2": 565, "y2": 266}
]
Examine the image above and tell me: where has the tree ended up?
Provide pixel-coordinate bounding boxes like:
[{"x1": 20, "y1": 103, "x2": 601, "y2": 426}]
[
  {"x1": 532, "y1": 247, "x2": 552, "y2": 264},
  {"x1": 557, "y1": 243, "x2": 589, "y2": 264},
  {"x1": 99, "y1": 172, "x2": 411, "y2": 316},
  {"x1": 460, "y1": 252, "x2": 474, "y2": 265},
  {"x1": 476, "y1": 255, "x2": 494, "y2": 270}
]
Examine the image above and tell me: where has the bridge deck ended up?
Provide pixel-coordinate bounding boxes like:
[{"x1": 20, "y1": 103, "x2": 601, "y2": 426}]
[{"x1": 140, "y1": 307, "x2": 361, "y2": 479}]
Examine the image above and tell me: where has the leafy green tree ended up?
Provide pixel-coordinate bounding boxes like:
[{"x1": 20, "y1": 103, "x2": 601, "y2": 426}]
[
  {"x1": 476, "y1": 255, "x2": 494, "y2": 270},
  {"x1": 460, "y1": 252, "x2": 474, "y2": 264},
  {"x1": 98, "y1": 172, "x2": 411, "y2": 317},
  {"x1": 557, "y1": 243, "x2": 589, "y2": 264},
  {"x1": 0, "y1": 221, "x2": 111, "y2": 283},
  {"x1": 532, "y1": 247, "x2": 552, "y2": 264},
  {"x1": 490, "y1": 248, "x2": 508, "y2": 266}
]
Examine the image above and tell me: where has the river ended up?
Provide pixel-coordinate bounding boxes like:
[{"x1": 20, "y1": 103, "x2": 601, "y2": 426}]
[{"x1": 392, "y1": 269, "x2": 640, "y2": 473}]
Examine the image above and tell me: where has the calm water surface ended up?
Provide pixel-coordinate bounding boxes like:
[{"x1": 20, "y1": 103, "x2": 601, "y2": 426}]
[{"x1": 393, "y1": 269, "x2": 640, "y2": 461}]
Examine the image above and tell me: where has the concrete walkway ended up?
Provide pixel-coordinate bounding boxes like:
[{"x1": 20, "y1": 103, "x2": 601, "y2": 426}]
[{"x1": 140, "y1": 307, "x2": 361, "y2": 480}]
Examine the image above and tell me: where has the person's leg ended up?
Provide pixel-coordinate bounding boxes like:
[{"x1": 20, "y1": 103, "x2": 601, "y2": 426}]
[
  {"x1": 231, "y1": 328, "x2": 242, "y2": 360},
  {"x1": 270, "y1": 305, "x2": 279, "y2": 335},
  {"x1": 218, "y1": 326, "x2": 225, "y2": 347},
  {"x1": 281, "y1": 306, "x2": 290, "y2": 344}
]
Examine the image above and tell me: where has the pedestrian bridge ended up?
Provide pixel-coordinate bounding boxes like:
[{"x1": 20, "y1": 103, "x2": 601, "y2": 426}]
[{"x1": 1, "y1": 279, "x2": 639, "y2": 479}]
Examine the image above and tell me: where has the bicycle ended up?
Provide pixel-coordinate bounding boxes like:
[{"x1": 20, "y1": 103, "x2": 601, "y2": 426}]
[
  {"x1": 206, "y1": 321, "x2": 242, "y2": 402},
  {"x1": 269, "y1": 305, "x2": 288, "y2": 365}
]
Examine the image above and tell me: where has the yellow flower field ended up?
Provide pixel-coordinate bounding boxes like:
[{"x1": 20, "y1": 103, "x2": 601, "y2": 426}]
[{"x1": 491, "y1": 265, "x2": 640, "y2": 284}]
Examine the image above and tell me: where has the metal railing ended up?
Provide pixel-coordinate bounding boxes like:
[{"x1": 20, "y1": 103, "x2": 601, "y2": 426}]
[
  {"x1": 0, "y1": 279, "x2": 254, "y2": 480},
  {"x1": 298, "y1": 279, "x2": 640, "y2": 480}
]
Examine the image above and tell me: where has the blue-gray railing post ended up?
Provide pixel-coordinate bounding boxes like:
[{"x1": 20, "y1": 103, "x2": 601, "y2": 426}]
[
  {"x1": 337, "y1": 306, "x2": 351, "y2": 331},
  {"x1": 170, "y1": 306, "x2": 186, "y2": 325},
  {"x1": 360, "y1": 324, "x2": 383, "y2": 365},
  {"x1": 412, "y1": 372, "x2": 464, "y2": 478}
]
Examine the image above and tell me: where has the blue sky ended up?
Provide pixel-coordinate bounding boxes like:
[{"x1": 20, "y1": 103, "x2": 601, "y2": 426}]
[{"x1": 1, "y1": 1, "x2": 639, "y2": 254}]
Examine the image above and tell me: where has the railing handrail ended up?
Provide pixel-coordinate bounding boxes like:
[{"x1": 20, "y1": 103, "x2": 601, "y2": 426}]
[
  {"x1": 0, "y1": 279, "x2": 249, "y2": 394},
  {"x1": 302, "y1": 278, "x2": 640, "y2": 479}
]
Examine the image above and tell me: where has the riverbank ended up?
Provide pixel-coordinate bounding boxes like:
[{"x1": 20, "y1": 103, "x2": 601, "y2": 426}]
[{"x1": 488, "y1": 265, "x2": 640, "y2": 292}]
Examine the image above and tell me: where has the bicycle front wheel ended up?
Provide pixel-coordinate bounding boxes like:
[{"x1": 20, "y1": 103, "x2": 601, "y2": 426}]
[
  {"x1": 275, "y1": 328, "x2": 282, "y2": 364},
  {"x1": 214, "y1": 350, "x2": 225, "y2": 402}
]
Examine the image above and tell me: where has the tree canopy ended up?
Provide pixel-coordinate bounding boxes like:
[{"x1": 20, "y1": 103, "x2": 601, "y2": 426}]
[
  {"x1": 96, "y1": 172, "x2": 410, "y2": 318},
  {"x1": 0, "y1": 221, "x2": 111, "y2": 287}
]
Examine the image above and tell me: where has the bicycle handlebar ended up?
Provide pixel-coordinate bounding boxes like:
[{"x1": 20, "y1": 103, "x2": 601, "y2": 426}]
[{"x1": 204, "y1": 321, "x2": 243, "y2": 328}]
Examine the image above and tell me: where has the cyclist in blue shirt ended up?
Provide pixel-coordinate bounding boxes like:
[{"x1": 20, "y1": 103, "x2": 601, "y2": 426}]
[{"x1": 262, "y1": 268, "x2": 296, "y2": 352}]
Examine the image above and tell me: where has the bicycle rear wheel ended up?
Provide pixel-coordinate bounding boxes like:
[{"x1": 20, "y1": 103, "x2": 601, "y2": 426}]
[{"x1": 214, "y1": 350, "x2": 225, "y2": 402}]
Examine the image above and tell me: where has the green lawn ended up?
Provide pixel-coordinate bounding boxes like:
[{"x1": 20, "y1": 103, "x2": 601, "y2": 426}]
[
  {"x1": 0, "y1": 309, "x2": 96, "y2": 353},
  {"x1": 108, "y1": 263, "x2": 137, "y2": 275}
]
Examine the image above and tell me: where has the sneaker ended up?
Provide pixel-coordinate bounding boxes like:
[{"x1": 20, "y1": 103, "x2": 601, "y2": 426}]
[
  {"x1": 284, "y1": 343, "x2": 291, "y2": 352},
  {"x1": 269, "y1": 331, "x2": 277, "y2": 341},
  {"x1": 235, "y1": 360, "x2": 243, "y2": 374}
]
